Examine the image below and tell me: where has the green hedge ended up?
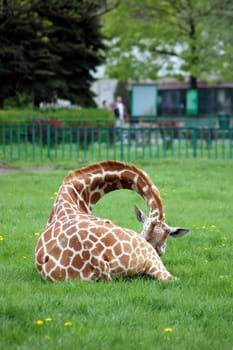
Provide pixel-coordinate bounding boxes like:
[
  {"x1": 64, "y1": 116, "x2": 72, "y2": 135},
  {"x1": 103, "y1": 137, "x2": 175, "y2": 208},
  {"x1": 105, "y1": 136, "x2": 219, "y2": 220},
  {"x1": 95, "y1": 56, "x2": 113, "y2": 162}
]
[{"x1": 0, "y1": 107, "x2": 115, "y2": 126}]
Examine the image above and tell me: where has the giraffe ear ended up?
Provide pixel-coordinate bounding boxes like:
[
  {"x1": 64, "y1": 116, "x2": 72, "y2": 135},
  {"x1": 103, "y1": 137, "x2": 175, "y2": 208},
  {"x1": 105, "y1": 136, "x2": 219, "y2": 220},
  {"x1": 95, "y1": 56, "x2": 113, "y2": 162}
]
[
  {"x1": 134, "y1": 206, "x2": 147, "y2": 224},
  {"x1": 169, "y1": 227, "x2": 189, "y2": 238}
]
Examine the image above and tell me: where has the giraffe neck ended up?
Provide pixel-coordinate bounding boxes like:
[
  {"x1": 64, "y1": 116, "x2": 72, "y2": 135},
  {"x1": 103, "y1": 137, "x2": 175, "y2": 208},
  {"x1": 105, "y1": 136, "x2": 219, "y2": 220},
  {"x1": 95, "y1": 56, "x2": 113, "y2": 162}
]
[{"x1": 54, "y1": 161, "x2": 164, "y2": 220}]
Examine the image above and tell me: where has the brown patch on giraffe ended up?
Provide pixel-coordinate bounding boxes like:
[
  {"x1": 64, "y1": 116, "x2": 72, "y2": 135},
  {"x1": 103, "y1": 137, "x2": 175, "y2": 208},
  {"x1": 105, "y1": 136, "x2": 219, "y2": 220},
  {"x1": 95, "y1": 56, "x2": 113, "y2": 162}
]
[
  {"x1": 121, "y1": 254, "x2": 130, "y2": 267},
  {"x1": 122, "y1": 242, "x2": 132, "y2": 253},
  {"x1": 103, "y1": 232, "x2": 118, "y2": 246},
  {"x1": 90, "y1": 191, "x2": 101, "y2": 205},
  {"x1": 137, "y1": 176, "x2": 147, "y2": 190},
  {"x1": 104, "y1": 248, "x2": 114, "y2": 261},
  {"x1": 90, "y1": 177, "x2": 100, "y2": 191},
  {"x1": 123, "y1": 169, "x2": 135, "y2": 179},
  {"x1": 137, "y1": 255, "x2": 144, "y2": 267},
  {"x1": 84, "y1": 175, "x2": 91, "y2": 185},
  {"x1": 103, "y1": 183, "x2": 119, "y2": 193},
  {"x1": 83, "y1": 239, "x2": 94, "y2": 250},
  {"x1": 130, "y1": 251, "x2": 138, "y2": 266},
  {"x1": 66, "y1": 226, "x2": 77, "y2": 236},
  {"x1": 81, "y1": 189, "x2": 89, "y2": 207},
  {"x1": 155, "y1": 270, "x2": 163, "y2": 279},
  {"x1": 81, "y1": 250, "x2": 90, "y2": 261},
  {"x1": 58, "y1": 233, "x2": 68, "y2": 247},
  {"x1": 49, "y1": 245, "x2": 63, "y2": 261},
  {"x1": 82, "y1": 264, "x2": 95, "y2": 279},
  {"x1": 67, "y1": 267, "x2": 79, "y2": 279},
  {"x1": 113, "y1": 242, "x2": 122, "y2": 255},
  {"x1": 60, "y1": 249, "x2": 73, "y2": 266},
  {"x1": 90, "y1": 256, "x2": 99, "y2": 266},
  {"x1": 72, "y1": 254, "x2": 83, "y2": 269},
  {"x1": 78, "y1": 229, "x2": 89, "y2": 240},
  {"x1": 51, "y1": 266, "x2": 66, "y2": 280},
  {"x1": 61, "y1": 221, "x2": 74, "y2": 232},
  {"x1": 69, "y1": 236, "x2": 82, "y2": 251},
  {"x1": 43, "y1": 257, "x2": 56, "y2": 272},
  {"x1": 112, "y1": 227, "x2": 124, "y2": 236},
  {"x1": 54, "y1": 225, "x2": 62, "y2": 236},
  {"x1": 94, "y1": 242, "x2": 105, "y2": 255},
  {"x1": 36, "y1": 239, "x2": 43, "y2": 252},
  {"x1": 111, "y1": 265, "x2": 124, "y2": 274},
  {"x1": 79, "y1": 201, "x2": 89, "y2": 213},
  {"x1": 44, "y1": 229, "x2": 53, "y2": 243},
  {"x1": 88, "y1": 233, "x2": 98, "y2": 243},
  {"x1": 89, "y1": 226, "x2": 102, "y2": 235},
  {"x1": 62, "y1": 192, "x2": 74, "y2": 203},
  {"x1": 78, "y1": 222, "x2": 89, "y2": 229}
]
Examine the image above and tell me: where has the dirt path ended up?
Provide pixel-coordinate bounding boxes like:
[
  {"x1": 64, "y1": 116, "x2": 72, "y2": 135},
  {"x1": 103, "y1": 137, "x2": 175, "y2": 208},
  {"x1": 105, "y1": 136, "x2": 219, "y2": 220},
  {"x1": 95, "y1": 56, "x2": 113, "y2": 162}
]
[{"x1": 0, "y1": 162, "x2": 56, "y2": 175}]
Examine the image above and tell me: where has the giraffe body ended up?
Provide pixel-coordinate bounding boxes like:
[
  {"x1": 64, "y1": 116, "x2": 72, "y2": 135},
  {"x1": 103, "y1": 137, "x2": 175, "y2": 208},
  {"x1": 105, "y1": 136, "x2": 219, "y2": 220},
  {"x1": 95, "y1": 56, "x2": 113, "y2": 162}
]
[
  {"x1": 35, "y1": 161, "x2": 189, "y2": 282},
  {"x1": 36, "y1": 214, "x2": 172, "y2": 281}
]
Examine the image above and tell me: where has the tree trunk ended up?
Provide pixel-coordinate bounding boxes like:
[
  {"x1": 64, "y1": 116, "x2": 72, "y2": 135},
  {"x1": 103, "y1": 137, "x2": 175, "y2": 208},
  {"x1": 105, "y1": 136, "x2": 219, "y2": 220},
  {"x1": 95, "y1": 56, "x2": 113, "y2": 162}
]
[
  {"x1": 189, "y1": 75, "x2": 197, "y2": 89},
  {"x1": 0, "y1": 97, "x2": 4, "y2": 109},
  {"x1": 33, "y1": 95, "x2": 41, "y2": 108}
]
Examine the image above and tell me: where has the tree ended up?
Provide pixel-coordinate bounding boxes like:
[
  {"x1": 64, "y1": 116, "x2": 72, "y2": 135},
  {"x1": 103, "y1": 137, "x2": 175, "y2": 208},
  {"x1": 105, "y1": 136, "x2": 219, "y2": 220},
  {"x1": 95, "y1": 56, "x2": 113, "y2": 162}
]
[
  {"x1": 0, "y1": 0, "x2": 106, "y2": 107},
  {"x1": 102, "y1": 0, "x2": 233, "y2": 88},
  {"x1": 33, "y1": 0, "x2": 106, "y2": 107}
]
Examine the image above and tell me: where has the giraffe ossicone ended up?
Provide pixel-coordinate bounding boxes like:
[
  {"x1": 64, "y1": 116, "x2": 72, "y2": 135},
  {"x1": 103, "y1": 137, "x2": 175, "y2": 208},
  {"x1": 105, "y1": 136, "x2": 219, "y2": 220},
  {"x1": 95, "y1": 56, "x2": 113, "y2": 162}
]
[{"x1": 35, "y1": 161, "x2": 189, "y2": 282}]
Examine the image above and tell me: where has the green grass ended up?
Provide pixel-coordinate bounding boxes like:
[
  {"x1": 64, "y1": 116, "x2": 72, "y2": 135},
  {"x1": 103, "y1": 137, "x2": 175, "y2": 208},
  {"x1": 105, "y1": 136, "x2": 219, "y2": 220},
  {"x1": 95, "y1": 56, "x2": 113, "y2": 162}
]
[
  {"x1": 1, "y1": 138, "x2": 233, "y2": 163},
  {"x1": 0, "y1": 159, "x2": 233, "y2": 350}
]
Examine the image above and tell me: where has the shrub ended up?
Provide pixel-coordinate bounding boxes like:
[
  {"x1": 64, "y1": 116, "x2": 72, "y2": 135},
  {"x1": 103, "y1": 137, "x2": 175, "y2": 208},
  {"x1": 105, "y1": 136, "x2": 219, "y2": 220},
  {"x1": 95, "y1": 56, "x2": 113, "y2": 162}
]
[{"x1": 0, "y1": 107, "x2": 115, "y2": 127}]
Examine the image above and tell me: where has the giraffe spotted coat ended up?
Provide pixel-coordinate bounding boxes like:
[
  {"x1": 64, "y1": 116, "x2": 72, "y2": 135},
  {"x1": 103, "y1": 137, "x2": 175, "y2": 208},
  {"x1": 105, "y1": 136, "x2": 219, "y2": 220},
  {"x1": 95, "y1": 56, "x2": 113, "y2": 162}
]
[{"x1": 35, "y1": 161, "x2": 189, "y2": 282}]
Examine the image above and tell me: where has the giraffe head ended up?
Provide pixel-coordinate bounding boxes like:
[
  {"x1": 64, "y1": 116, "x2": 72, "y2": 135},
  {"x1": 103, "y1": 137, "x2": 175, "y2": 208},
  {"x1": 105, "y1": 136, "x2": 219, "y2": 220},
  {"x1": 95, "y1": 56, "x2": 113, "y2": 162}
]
[{"x1": 134, "y1": 206, "x2": 189, "y2": 257}]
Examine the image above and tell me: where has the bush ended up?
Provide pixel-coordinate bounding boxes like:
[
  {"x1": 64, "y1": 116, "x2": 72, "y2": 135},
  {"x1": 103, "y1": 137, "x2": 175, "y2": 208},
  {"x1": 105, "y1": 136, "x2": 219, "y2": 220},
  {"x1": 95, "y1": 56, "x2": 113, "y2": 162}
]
[{"x1": 0, "y1": 107, "x2": 115, "y2": 127}]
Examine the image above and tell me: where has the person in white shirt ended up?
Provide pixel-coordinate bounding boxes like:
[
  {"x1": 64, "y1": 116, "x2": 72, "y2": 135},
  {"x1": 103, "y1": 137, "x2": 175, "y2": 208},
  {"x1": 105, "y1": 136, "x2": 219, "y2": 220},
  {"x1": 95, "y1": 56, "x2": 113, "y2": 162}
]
[{"x1": 114, "y1": 96, "x2": 126, "y2": 127}]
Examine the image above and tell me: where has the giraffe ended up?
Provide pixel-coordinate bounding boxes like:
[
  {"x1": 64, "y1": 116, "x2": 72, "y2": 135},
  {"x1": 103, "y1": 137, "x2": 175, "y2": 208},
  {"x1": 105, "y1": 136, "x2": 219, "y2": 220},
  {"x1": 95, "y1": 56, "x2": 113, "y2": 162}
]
[{"x1": 35, "y1": 161, "x2": 189, "y2": 282}]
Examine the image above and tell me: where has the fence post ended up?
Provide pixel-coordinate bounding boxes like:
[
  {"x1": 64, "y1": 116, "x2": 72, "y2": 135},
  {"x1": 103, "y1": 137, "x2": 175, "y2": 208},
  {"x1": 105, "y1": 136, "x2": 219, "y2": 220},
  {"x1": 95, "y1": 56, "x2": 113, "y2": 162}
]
[
  {"x1": 119, "y1": 128, "x2": 124, "y2": 161},
  {"x1": 192, "y1": 128, "x2": 197, "y2": 158},
  {"x1": 1, "y1": 126, "x2": 6, "y2": 160},
  {"x1": 46, "y1": 124, "x2": 51, "y2": 159}
]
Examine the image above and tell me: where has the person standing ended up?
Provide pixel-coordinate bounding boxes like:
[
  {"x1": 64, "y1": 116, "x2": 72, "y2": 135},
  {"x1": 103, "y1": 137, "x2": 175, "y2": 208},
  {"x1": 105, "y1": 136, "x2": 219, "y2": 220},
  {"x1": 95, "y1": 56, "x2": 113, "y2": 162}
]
[
  {"x1": 102, "y1": 100, "x2": 109, "y2": 110},
  {"x1": 114, "y1": 96, "x2": 126, "y2": 127}
]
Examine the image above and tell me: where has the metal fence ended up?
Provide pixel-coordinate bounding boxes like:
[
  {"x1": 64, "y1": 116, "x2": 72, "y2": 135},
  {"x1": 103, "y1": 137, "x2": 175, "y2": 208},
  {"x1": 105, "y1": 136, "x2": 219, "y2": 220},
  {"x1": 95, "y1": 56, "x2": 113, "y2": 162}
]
[{"x1": 1, "y1": 124, "x2": 233, "y2": 161}]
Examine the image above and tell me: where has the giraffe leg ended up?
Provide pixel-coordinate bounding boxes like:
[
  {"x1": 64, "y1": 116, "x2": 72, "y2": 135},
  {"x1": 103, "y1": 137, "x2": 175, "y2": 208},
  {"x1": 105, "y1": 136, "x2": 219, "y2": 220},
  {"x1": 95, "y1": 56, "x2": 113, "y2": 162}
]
[
  {"x1": 147, "y1": 263, "x2": 177, "y2": 281},
  {"x1": 90, "y1": 255, "x2": 112, "y2": 281}
]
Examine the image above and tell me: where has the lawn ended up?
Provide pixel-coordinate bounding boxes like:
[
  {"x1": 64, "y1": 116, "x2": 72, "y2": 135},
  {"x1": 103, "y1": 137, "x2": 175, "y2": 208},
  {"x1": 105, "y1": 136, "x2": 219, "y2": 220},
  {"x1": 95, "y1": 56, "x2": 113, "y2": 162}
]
[{"x1": 0, "y1": 159, "x2": 232, "y2": 350}]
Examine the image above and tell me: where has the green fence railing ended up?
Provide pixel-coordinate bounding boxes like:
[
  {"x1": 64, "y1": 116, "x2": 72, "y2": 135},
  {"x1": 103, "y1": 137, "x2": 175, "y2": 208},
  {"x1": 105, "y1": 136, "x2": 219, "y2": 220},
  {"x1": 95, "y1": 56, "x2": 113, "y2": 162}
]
[{"x1": 1, "y1": 125, "x2": 233, "y2": 161}]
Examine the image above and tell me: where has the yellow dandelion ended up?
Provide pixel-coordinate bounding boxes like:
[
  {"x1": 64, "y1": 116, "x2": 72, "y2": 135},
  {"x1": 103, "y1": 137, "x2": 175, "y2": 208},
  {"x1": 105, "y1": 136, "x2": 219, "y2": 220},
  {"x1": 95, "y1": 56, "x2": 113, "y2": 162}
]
[
  {"x1": 45, "y1": 317, "x2": 52, "y2": 322},
  {"x1": 0, "y1": 235, "x2": 5, "y2": 241},
  {"x1": 50, "y1": 196, "x2": 54, "y2": 200},
  {"x1": 54, "y1": 192, "x2": 58, "y2": 195},
  {"x1": 22, "y1": 256, "x2": 27, "y2": 259},
  {"x1": 164, "y1": 327, "x2": 173, "y2": 333},
  {"x1": 35, "y1": 319, "x2": 44, "y2": 325},
  {"x1": 34, "y1": 232, "x2": 40, "y2": 237},
  {"x1": 64, "y1": 321, "x2": 72, "y2": 327}
]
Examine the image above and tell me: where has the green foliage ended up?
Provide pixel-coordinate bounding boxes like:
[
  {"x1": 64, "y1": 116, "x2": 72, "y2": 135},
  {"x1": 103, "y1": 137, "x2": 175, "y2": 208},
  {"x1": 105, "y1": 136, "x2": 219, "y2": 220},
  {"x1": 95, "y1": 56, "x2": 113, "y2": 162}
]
[
  {"x1": 102, "y1": 0, "x2": 233, "y2": 86},
  {"x1": 0, "y1": 160, "x2": 232, "y2": 349},
  {"x1": 0, "y1": 0, "x2": 105, "y2": 107},
  {"x1": 0, "y1": 107, "x2": 114, "y2": 125}
]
